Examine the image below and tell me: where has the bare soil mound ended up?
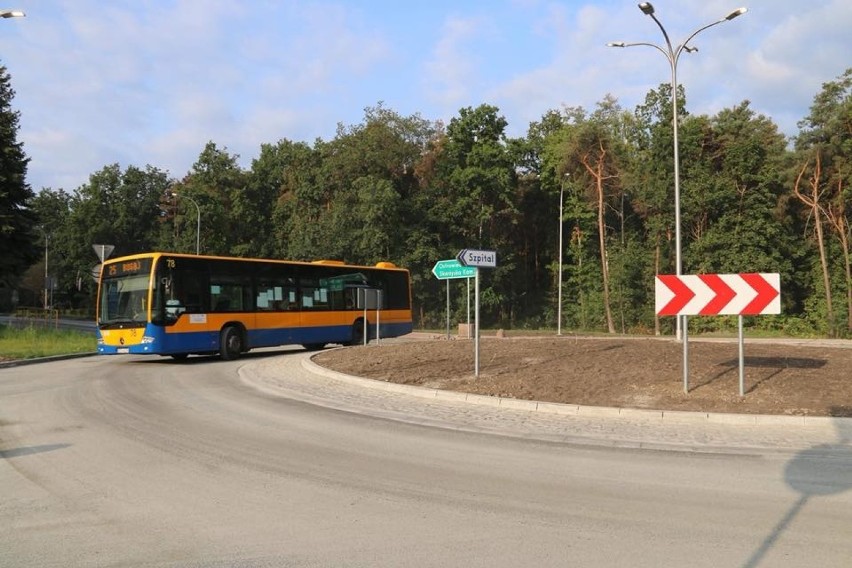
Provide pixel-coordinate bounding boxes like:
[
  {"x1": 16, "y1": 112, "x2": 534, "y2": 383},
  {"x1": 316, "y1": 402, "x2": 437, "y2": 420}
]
[{"x1": 313, "y1": 336, "x2": 852, "y2": 417}]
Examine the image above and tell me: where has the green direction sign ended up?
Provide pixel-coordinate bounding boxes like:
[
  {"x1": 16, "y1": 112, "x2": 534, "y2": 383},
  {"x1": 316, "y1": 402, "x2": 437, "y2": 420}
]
[{"x1": 432, "y1": 259, "x2": 476, "y2": 280}]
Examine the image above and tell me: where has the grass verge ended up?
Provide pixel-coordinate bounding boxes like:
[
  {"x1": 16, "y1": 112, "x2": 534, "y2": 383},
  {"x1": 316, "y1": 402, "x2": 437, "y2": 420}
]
[{"x1": 0, "y1": 324, "x2": 96, "y2": 360}]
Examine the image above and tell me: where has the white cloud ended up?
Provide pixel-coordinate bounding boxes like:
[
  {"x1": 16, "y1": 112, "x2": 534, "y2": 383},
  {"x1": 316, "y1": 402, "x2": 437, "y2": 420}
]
[
  {"x1": 423, "y1": 15, "x2": 486, "y2": 111},
  {"x1": 487, "y1": 2, "x2": 617, "y2": 135},
  {"x1": 2, "y1": 0, "x2": 849, "y2": 192}
]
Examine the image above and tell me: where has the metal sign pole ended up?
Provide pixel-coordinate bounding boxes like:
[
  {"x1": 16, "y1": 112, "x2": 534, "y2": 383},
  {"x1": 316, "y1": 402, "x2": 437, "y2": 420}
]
[
  {"x1": 362, "y1": 289, "x2": 368, "y2": 346},
  {"x1": 376, "y1": 290, "x2": 382, "y2": 345},
  {"x1": 474, "y1": 268, "x2": 480, "y2": 377},
  {"x1": 455, "y1": 248, "x2": 496, "y2": 377},
  {"x1": 432, "y1": 259, "x2": 476, "y2": 339},
  {"x1": 738, "y1": 315, "x2": 745, "y2": 396},
  {"x1": 683, "y1": 315, "x2": 689, "y2": 394},
  {"x1": 467, "y1": 277, "x2": 471, "y2": 339},
  {"x1": 446, "y1": 280, "x2": 450, "y2": 340}
]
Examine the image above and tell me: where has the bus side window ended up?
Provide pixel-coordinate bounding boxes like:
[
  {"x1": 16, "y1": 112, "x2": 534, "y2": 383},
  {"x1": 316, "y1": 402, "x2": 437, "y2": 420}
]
[
  {"x1": 344, "y1": 288, "x2": 358, "y2": 310},
  {"x1": 171, "y1": 267, "x2": 208, "y2": 314},
  {"x1": 256, "y1": 275, "x2": 296, "y2": 312},
  {"x1": 210, "y1": 277, "x2": 250, "y2": 312},
  {"x1": 184, "y1": 293, "x2": 202, "y2": 313}
]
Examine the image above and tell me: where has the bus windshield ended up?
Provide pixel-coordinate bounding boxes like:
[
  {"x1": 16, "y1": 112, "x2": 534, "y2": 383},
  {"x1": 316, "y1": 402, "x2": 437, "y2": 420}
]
[{"x1": 99, "y1": 273, "x2": 151, "y2": 326}]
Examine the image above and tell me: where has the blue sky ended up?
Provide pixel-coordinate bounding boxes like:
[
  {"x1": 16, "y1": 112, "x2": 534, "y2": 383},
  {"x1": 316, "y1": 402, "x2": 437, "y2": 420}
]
[{"x1": 1, "y1": 0, "x2": 850, "y2": 192}]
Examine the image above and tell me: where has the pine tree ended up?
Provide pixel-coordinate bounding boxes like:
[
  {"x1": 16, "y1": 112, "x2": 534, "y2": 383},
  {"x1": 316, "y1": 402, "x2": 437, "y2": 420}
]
[{"x1": 0, "y1": 63, "x2": 37, "y2": 291}]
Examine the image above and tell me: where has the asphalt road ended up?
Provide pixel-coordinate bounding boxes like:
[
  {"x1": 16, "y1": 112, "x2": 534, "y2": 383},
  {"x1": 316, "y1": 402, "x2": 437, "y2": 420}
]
[{"x1": 1, "y1": 349, "x2": 851, "y2": 567}]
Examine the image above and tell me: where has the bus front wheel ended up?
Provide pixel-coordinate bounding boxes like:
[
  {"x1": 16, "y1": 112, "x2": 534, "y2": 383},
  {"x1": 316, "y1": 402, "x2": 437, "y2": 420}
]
[{"x1": 220, "y1": 326, "x2": 243, "y2": 360}]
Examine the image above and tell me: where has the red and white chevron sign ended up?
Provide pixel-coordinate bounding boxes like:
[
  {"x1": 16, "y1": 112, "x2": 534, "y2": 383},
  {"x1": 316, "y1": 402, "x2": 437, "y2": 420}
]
[{"x1": 655, "y1": 273, "x2": 781, "y2": 316}]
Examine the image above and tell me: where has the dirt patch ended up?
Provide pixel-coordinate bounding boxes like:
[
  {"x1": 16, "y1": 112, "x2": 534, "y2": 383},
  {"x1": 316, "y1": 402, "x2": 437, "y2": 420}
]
[{"x1": 312, "y1": 336, "x2": 852, "y2": 417}]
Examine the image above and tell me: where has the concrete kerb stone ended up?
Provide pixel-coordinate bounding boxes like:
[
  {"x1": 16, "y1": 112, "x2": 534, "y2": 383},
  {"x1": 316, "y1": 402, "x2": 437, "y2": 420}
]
[
  {"x1": 661, "y1": 410, "x2": 710, "y2": 423},
  {"x1": 496, "y1": 397, "x2": 539, "y2": 411},
  {"x1": 303, "y1": 353, "x2": 849, "y2": 428},
  {"x1": 0, "y1": 351, "x2": 97, "y2": 369},
  {"x1": 706, "y1": 412, "x2": 759, "y2": 425},
  {"x1": 535, "y1": 402, "x2": 580, "y2": 416},
  {"x1": 433, "y1": 389, "x2": 476, "y2": 403},
  {"x1": 617, "y1": 407, "x2": 664, "y2": 420},
  {"x1": 574, "y1": 404, "x2": 625, "y2": 419}
]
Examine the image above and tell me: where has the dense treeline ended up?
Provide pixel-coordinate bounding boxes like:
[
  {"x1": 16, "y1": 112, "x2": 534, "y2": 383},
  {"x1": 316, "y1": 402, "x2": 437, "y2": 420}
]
[{"x1": 5, "y1": 66, "x2": 852, "y2": 336}]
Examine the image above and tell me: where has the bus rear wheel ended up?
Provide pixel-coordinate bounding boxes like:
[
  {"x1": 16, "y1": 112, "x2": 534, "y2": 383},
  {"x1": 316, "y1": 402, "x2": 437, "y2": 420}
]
[
  {"x1": 347, "y1": 320, "x2": 365, "y2": 346},
  {"x1": 220, "y1": 326, "x2": 243, "y2": 360}
]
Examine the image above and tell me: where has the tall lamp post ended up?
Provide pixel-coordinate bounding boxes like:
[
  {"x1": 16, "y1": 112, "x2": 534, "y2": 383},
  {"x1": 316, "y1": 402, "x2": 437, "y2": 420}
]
[
  {"x1": 608, "y1": 2, "x2": 746, "y2": 340},
  {"x1": 37, "y1": 227, "x2": 49, "y2": 310},
  {"x1": 557, "y1": 173, "x2": 569, "y2": 336},
  {"x1": 170, "y1": 192, "x2": 201, "y2": 255}
]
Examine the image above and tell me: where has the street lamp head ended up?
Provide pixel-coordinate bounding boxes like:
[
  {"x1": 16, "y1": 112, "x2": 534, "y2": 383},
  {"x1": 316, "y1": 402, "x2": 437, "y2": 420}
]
[
  {"x1": 0, "y1": 10, "x2": 25, "y2": 18},
  {"x1": 684, "y1": 45, "x2": 698, "y2": 53},
  {"x1": 607, "y1": 41, "x2": 626, "y2": 48},
  {"x1": 725, "y1": 7, "x2": 747, "y2": 20},
  {"x1": 638, "y1": 2, "x2": 654, "y2": 16}
]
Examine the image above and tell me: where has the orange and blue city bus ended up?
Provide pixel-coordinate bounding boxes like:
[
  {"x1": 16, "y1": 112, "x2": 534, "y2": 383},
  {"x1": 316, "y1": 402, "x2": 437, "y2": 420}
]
[{"x1": 96, "y1": 252, "x2": 413, "y2": 360}]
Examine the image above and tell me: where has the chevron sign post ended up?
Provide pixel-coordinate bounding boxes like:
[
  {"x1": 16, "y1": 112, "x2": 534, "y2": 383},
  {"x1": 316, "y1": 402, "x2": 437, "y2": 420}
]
[
  {"x1": 655, "y1": 273, "x2": 781, "y2": 397},
  {"x1": 655, "y1": 273, "x2": 781, "y2": 316}
]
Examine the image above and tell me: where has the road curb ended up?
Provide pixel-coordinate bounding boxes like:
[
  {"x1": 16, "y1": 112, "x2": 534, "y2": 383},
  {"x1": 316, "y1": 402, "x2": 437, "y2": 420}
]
[
  {"x1": 0, "y1": 352, "x2": 98, "y2": 369},
  {"x1": 302, "y1": 355, "x2": 846, "y2": 428}
]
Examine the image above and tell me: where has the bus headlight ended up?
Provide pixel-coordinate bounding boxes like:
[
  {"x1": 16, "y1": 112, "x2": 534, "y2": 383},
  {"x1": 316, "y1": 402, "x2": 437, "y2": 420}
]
[{"x1": 141, "y1": 336, "x2": 156, "y2": 344}]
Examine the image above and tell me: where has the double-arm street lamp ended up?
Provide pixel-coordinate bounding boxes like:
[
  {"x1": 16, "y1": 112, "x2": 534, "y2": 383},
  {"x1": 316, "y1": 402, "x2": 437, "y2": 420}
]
[
  {"x1": 608, "y1": 2, "x2": 746, "y2": 340},
  {"x1": 170, "y1": 192, "x2": 201, "y2": 255}
]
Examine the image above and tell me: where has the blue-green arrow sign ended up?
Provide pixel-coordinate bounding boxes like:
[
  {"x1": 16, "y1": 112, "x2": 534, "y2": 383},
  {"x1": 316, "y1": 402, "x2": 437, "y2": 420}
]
[{"x1": 432, "y1": 259, "x2": 476, "y2": 280}]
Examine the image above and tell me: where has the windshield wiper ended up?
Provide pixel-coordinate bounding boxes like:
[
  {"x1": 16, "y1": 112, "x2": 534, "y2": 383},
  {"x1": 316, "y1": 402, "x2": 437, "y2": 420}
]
[{"x1": 99, "y1": 318, "x2": 145, "y2": 329}]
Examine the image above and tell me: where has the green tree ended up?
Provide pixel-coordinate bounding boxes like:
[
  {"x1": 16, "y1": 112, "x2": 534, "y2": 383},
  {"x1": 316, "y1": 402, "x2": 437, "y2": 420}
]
[
  {"x1": 793, "y1": 69, "x2": 852, "y2": 335},
  {"x1": 686, "y1": 102, "x2": 791, "y2": 274},
  {"x1": 428, "y1": 104, "x2": 519, "y2": 325},
  {"x1": 329, "y1": 176, "x2": 401, "y2": 262},
  {"x1": 628, "y1": 84, "x2": 685, "y2": 334},
  {"x1": 233, "y1": 152, "x2": 279, "y2": 258},
  {"x1": 544, "y1": 98, "x2": 631, "y2": 333},
  {"x1": 515, "y1": 108, "x2": 580, "y2": 328},
  {"x1": 0, "y1": 64, "x2": 37, "y2": 298},
  {"x1": 30, "y1": 188, "x2": 75, "y2": 307},
  {"x1": 170, "y1": 142, "x2": 246, "y2": 256},
  {"x1": 252, "y1": 138, "x2": 319, "y2": 259},
  {"x1": 439, "y1": 105, "x2": 516, "y2": 246},
  {"x1": 57, "y1": 164, "x2": 170, "y2": 312},
  {"x1": 319, "y1": 104, "x2": 435, "y2": 265}
]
